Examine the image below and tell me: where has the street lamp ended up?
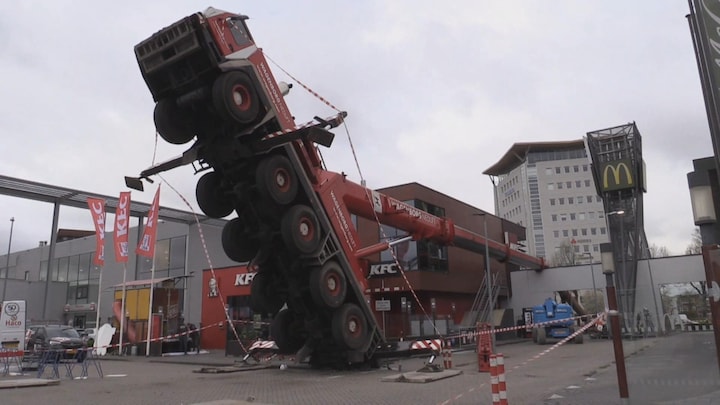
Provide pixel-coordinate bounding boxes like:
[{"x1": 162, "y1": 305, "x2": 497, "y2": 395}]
[
  {"x1": 687, "y1": 158, "x2": 720, "y2": 373},
  {"x1": 473, "y1": 212, "x2": 494, "y2": 347},
  {"x1": 601, "y1": 242, "x2": 630, "y2": 401},
  {"x1": 579, "y1": 252, "x2": 598, "y2": 312},
  {"x1": 2, "y1": 217, "x2": 15, "y2": 303}
]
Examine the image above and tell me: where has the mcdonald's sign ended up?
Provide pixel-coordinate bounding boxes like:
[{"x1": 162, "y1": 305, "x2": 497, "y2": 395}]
[{"x1": 600, "y1": 159, "x2": 634, "y2": 192}]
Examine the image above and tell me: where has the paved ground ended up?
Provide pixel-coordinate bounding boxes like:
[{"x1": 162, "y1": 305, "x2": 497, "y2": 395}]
[{"x1": 0, "y1": 332, "x2": 717, "y2": 404}]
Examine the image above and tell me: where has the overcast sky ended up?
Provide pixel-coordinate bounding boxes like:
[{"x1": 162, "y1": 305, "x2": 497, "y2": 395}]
[{"x1": 0, "y1": 1, "x2": 711, "y2": 257}]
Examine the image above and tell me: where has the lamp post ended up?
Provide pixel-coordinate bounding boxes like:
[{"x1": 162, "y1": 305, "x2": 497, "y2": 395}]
[
  {"x1": 688, "y1": 158, "x2": 720, "y2": 373},
  {"x1": 579, "y1": 252, "x2": 598, "y2": 312},
  {"x1": 601, "y1": 242, "x2": 630, "y2": 401},
  {"x1": 2, "y1": 217, "x2": 15, "y2": 303},
  {"x1": 473, "y1": 212, "x2": 494, "y2": 346}
]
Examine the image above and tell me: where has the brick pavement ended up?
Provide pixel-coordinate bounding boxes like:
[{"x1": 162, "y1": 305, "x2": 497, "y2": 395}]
[{"x1": 0, "y1": 333, "x2": 716, "y2": 404}]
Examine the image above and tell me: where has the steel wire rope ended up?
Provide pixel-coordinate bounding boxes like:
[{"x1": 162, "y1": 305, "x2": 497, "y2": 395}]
[
  {"x1": 266, "y1": 55, "x2": 441, "y2": 336},
  {"x1": 148, "y1": 131, "x2": 247, "y2": 353}
]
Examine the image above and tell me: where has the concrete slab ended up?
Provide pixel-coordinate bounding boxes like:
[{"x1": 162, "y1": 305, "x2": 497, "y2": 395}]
[
  {"x1": 0, "y1": 378, "x2": 61, "y2": 389},
  {"x1": 381, "y1": 369, "x2": 463, "y2": 383},
  {"x1": 193, "y1": 364, "x2": 273, "y2": 373}
]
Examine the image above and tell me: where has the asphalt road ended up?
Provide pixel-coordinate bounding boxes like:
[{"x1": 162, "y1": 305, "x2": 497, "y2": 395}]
[{"x1": 0, "y1": 332, "x2": 718, "y2": 404}]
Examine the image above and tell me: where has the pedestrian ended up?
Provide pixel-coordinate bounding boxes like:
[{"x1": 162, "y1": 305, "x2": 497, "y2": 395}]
[
  {"x1": 188, "y1": 323, "x2": 199, "y2": 353},
  {"x1": 179, "y1": 323, "x2": 188, "y2": 354}
]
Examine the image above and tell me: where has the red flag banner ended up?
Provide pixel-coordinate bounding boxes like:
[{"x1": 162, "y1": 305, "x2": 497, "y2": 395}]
[
  {"x1": 86, "y1": 198, "x2": 106, "y2": 266},
  {"x1": 136, "y1": 186, "x2": 161, "y2": 258},
  {"x1": 114, "y1": 192, "x2": 131, "y2": 263}
]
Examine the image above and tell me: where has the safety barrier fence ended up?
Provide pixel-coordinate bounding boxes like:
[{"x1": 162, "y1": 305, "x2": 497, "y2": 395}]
[{"x1": 437, "y1": 313, "x2": 603, "y2": 405}]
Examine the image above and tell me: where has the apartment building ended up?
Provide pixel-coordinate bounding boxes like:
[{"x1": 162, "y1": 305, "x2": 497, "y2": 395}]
[{"x1": 484, "y1": 140, "x2": 610, "y2": 265}]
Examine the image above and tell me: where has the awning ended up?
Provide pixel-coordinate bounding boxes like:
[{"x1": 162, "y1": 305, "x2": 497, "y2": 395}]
[{"x1": 112, "y1": 276, "x2": 175, "y2": 289}]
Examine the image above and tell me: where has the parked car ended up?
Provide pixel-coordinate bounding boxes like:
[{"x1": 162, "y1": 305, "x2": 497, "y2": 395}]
[
  {"x1": 80, "y1": 328, "x2": 97, "y2": 347},
  {"x1": 25, "y1": 325, "x2": 87, "y2": 361}
]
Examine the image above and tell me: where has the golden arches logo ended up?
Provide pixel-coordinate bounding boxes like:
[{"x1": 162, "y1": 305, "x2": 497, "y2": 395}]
[{"x1": 602, "y1": 161, "x2": 633, "y2": 191}]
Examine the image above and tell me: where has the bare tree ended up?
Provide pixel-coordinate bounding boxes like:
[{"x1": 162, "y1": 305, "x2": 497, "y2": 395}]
[
  {"x1": 552, "y1": 240, "x2": 577, "y2": 266},
  {"x1": 648, "y1": 244, "x2": 670, "y2": 258},
  {"x1": 685, "y1": 227, "x2": 702, "y2": 255}
]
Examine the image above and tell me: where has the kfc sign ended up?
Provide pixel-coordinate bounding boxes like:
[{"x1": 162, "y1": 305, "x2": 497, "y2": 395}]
[
  {"x1": 235, "y1": 272, "x2": 257, "y2": 286},
  {"x1": 369, "y1": 263, "x2": 399, "y2": 277}
]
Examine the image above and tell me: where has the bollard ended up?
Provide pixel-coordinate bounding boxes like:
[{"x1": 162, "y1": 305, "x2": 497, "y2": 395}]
[
  {"x1": 477, "y1": 323, "x2": 492, "y2": 372},
  {"x1": 497, "y1": 353, "x2": 508, "y2": 405},
  {"x1": 442, "y1": 341, "x2": 453, "y2": 369},
  {"x1": 490, "y1": 354, "x2": 499, "y2": 404}
]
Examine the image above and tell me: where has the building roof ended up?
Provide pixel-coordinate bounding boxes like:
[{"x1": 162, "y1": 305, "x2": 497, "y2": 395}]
[
  {"x1": 483, "y1": 139, "x2": 586, "y2": 176},
  {"x1": 0, "y1": 174, "x2": 227, "y2": 227}
]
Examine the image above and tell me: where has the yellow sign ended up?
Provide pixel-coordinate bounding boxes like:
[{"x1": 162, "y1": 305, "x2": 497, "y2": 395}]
[{"x1": 601, "y1": 160, "x2": 634, "y2": 192}]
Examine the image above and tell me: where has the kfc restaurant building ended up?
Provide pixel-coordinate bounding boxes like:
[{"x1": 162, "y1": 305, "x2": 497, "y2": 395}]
[{"x1": 200, "y1": 265, "x2": 261, "y2": 352}]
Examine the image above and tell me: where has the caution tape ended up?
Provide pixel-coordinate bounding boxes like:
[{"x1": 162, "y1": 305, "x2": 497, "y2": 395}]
[
  {"x1": 437, "y1": 314, "x2": 604, "y2": 405},
  {"x1": 443, "y1": 312, "x2": 603, "y2": 344}
]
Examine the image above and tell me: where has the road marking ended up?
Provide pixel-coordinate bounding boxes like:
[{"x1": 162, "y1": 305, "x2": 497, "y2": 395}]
[
  {"x1": 105, "y1": 374, "x2": 128, "y2": 378},
  {"x1": 327, "y1": 375, "x2": 343, "y2": 379},
  {"x1": 549, "y1": 394, "x2": 564, "y2": 399},
  {"x1": 566, "y1": 385, "x2": 581, "y2": 389}
]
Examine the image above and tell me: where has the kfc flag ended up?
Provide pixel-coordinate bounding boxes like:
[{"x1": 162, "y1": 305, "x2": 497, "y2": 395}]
[
  {"x1": 136, "y1": 186, "x2": 161, "y2": 258},
  {"x1": 86, "y1": 198, "x2": 106, "y2": 266},
  {"x1": 114, "y1": 192, "x2": 131, "y2": 263}
]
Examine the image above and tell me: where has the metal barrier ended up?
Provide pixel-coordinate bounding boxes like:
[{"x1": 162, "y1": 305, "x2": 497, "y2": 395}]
[
  {"x1": 35, "y1": 347, "x2": 103, "y2": 380},
  {"x1": 0, "y1": 348, "x2": 23, "y2": 376}
]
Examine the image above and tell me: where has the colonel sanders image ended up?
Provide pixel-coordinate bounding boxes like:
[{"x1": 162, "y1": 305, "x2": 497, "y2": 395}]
[{"x1": 209, "y1": 277, "x2": 218, "y2": 297}]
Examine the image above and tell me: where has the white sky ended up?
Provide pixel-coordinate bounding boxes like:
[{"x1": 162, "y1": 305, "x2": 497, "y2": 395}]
[{"x1": 0, "y1": 1, "x2": 712, "y2": 256}]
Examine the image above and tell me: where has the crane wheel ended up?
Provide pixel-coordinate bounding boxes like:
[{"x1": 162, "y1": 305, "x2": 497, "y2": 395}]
[
  {"x1": 153, "y1": 99, "x2": 195, "y2": 145},
  {"x1": 281, "y1": 205, "x2": 321, "y2": 255},
  {"x1": 309, "y1": 261, "x2": 347, "y2": 309},
  {"x1": 271, "y1": 309, "x2": 305, "y2": 355},
  {"x1": 250, "y1": 271, "x2": 285, "y2": 316},
  {"x1": 196, "y1": 171, "x2": 234, "y2": 218},
  {"x1": 221, "y1": 218, "x2": 260, "y2": 262},
  {"x1": 537, "y1": 327, "x2": 547, "y2": 345},
  {"x1": 256, "y1": 155, "x2": 298, "y2": 206},
  {"x1": 212, "y1": 71, "x2": 260, "y2": 124},
  {"x1": 331, "y1": 303, "x2": 369, "y2": 350}
]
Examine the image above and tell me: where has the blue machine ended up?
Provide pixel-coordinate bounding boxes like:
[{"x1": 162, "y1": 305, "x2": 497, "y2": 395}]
[{"x1": 531, "y1": 298, "x2": 583, "y2": 345}]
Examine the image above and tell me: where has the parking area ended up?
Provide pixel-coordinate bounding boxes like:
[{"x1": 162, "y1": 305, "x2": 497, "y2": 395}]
[{"x1": 0, "y1": 333, "x2": 716, "y2": 404}]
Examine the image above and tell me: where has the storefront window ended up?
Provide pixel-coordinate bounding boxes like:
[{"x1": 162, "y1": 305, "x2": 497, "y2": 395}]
[
  {"x1": 378, "y1": 199, "x2": 448, "y2": 272},
  {"x1": 57, "y1": 257, "x2": 69, "y2": 282},
  {"x1": 68, "y1": 255, "x2": 79, "y2": 283}
]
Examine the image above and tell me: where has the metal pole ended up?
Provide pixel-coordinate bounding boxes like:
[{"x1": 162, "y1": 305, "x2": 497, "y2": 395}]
[
  {"x1": 646, "y1": 255, "x2": 662, "y2": 335},
  {"x1": 146, "y1": 257, "x2": 156, "y2": 357},
  {"x1": 483, "y1": 215, "x2": 494, "y2": 345},
  {"x1": 701, "y1": 245, "x2": 720, "y2": 375},
  {"x1": 606, "y1": 272, "x2": 630, "y2": 400},
  {"x1": 2, "y1": 217, "x2": 15, "y2": 303}
]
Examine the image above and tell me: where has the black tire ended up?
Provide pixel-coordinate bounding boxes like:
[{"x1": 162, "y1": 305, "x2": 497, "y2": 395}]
[
  {"x1": 196, "y1": 172, "x2": 234, "y2": 218},
  {"x1": 332, "y1": 303, "x2": 369, "y2": 350},
  {"x1": 573, "y1": 327, "x2": 584, "y2": 344},
  {"x1": 537, "y1": 327, "x2": 547, "y2": 345},
  {"x1": 250, "y1": 271, "x2": 285, "y2": 316},
  {"x1": 256, "y1": 155, "x2": 298, "y2": 205},
  {"x1": 271, "y1": 309, "x2": 304, "y2": 355},
  {"x1": 212, "y1": 71, "x2": 261, "y2": 124},
  {"x1": 309, "y1": 261, "x2": 347, "y2": 309},
  {"x1": 531, "y1": 328, "x2": 538, "y2": 343},
  {"x1": 221, "y1": 218, "x2": 259, "y2": 262},
  {"x1": 281, "y1": 205, "x2": 321, "y2": 255},
  {"x1": 153, "y1": 99, "x2": 195, "y2": 144}
]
